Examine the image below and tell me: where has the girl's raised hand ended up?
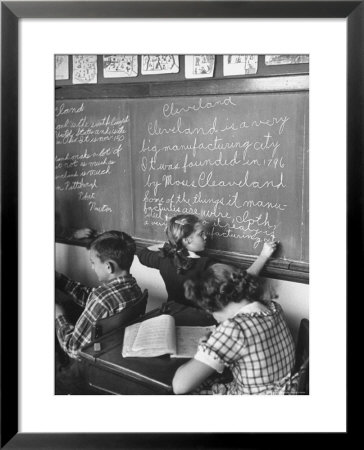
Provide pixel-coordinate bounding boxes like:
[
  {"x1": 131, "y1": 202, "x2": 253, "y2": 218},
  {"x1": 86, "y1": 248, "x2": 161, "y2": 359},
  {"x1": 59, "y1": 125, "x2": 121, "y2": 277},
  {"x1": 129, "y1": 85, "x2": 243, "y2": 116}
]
[
  {"x1": 73, "y1": 228, "x2": 95, "y2": 239},
  {"x1": 261, "y1": 240, "x2": 279, "y2": 258},
  {"x1": 247, "y1": 241, "x2": 279, "y2": 276}
]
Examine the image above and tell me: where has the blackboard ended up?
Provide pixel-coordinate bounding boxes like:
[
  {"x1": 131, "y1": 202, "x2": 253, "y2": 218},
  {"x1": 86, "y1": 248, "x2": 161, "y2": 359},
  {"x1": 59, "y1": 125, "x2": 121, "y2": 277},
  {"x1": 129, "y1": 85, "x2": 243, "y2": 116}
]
[
  {"x1": 55, "y1": 99, "x2": 133, "y2": 233},
  {"x1": 55, "y1": 79, "x2": 309, "y2": 282},
  {"x1": 131, "y1": 92, "x2": 309, "y2": 263}
]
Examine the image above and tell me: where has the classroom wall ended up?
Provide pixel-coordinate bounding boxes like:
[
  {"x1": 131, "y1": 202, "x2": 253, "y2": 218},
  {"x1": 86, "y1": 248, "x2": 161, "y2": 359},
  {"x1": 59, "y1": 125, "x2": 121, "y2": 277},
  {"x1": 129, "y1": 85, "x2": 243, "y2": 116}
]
[
  {"x1": 55, "y1": 243, "x2": 309, "y2": 341},
  {"x1": 56, "y1": 54, "x2": 309, "y2": 87}
]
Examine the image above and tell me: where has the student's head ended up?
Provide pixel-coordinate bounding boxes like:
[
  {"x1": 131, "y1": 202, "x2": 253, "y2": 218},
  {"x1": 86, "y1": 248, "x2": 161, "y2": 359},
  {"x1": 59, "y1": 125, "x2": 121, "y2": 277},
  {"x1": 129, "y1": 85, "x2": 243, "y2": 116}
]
[
  {"x1": 184, "y1": 263, "x2": 262, "y2": 319},
  {"x1": 166, "y1": 215, "x2": 206, "y2": 253},
  {"x1": 88, "y1": 230, "x2": 136, "y2": 281},
  {"x1": 162, "y1": 215, "x2": 207, "y2": 274}
]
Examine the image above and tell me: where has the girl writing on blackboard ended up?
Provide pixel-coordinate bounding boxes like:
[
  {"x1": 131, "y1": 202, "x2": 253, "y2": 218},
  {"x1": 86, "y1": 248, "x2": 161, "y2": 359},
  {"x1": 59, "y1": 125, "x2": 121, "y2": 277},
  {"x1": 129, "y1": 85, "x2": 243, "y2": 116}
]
[
  {"x1": 172, "y1": 263, "x2": 297, "y2": 395},
  {"x1": 137, "y1": 214, "x2": 277, "y2": 306}
]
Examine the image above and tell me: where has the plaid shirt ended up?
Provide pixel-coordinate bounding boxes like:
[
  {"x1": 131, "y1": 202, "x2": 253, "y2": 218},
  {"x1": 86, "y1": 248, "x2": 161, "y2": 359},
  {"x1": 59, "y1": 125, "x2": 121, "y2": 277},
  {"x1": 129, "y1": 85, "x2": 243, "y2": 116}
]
[
  {"x1": 55, "y1": 273, "x2": 143, "y2": 359},
  {"x1": 194, "y1": 301, "x2": 295, "y2": 394}
]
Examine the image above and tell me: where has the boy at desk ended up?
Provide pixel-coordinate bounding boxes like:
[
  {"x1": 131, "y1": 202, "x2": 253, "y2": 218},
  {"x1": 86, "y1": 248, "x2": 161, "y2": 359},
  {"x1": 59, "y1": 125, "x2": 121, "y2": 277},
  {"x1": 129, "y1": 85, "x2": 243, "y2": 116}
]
[{"x1": 55, "y1": 231, "x2": 143, "y2": 361}]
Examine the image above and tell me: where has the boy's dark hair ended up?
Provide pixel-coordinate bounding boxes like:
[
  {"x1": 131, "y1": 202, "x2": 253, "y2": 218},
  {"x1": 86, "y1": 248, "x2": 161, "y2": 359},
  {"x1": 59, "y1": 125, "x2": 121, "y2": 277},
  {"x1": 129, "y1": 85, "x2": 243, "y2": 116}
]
[
  {"x1": 88, "y1": 230, "x2": 136, "y2": 271},
  {"x1": 162, "y1": 214, "x2": 201, "y2": 274},
  {"x1": 184, "y1": 263, "x2": 263, "y2": 312}
]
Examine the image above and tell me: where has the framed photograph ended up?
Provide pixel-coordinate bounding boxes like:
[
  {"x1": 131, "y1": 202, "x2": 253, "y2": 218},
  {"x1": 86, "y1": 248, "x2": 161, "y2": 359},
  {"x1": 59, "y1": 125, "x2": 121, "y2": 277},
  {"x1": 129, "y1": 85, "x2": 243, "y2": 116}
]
[{"x1": 1, "y1": 0, "x2": 359, "y2": 447}]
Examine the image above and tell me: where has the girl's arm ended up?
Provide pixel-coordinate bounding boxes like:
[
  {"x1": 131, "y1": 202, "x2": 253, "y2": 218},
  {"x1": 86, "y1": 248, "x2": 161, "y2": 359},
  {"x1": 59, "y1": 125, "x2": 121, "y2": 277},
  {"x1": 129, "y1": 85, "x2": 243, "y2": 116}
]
[
  {"x1": 172, "y1": 359, "x2": 216, "y2": 395},
  {"x1": 246, "y1": 241, "x2": 278, "y2": 276},
  {"x1": 137, "y1": 246, "x2": 162, "y2": 270}
]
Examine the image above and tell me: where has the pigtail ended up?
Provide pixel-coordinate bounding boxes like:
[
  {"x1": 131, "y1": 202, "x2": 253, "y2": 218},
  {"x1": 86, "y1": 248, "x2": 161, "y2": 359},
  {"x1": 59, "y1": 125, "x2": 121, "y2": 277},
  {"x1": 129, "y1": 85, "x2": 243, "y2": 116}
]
[
  {"x1": 163, "y1": 215, "x2": 200, "y2": 274},
  {"x1": 184, "y1": 279, "x2": 197, "y2": 302},
  {"x1": 161, "y1": 241, "x2": 193, "y2": 274},
  {"x1": 174, "y1": 249, "x2": 194, "y2": 274},
  {"x1": 160, "y1": 241, "x2": 176, "y2": 257}
]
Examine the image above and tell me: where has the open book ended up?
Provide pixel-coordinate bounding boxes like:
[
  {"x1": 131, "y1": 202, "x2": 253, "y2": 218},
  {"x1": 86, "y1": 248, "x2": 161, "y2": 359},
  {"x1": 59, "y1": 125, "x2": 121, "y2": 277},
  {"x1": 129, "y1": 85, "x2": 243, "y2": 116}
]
[{"x1": 122, "y1": 314, "x2": 215, "y2": 358}]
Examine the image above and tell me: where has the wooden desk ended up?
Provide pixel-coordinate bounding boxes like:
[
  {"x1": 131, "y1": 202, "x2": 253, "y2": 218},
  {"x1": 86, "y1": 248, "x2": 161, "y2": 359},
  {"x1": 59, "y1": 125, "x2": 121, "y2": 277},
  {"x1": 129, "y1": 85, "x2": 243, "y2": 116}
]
[{"x1": 79, "y1": 303, "x2": 216, "y2": 395}]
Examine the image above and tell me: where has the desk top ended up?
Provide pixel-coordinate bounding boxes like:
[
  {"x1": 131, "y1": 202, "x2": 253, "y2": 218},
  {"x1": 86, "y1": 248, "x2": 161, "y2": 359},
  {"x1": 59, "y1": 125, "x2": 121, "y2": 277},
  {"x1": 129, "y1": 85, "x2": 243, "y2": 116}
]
[{"x1": 79, "y1": 302, "x2": 216, "y2": 394}]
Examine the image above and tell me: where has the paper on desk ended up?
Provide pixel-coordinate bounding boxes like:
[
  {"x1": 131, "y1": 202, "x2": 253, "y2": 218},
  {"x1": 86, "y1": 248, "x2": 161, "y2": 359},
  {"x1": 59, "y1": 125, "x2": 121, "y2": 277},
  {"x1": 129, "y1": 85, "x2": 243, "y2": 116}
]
[{"x1": 173, "y1": 325, "x2": 216, "y2": 358}]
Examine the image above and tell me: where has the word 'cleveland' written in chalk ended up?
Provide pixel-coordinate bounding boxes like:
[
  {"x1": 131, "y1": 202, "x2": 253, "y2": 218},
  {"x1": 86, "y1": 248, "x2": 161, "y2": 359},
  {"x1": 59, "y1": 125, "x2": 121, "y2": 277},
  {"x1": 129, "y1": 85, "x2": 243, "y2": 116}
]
[{"x1": 136, "y1": 96, "x2": 293, "y2": 249}]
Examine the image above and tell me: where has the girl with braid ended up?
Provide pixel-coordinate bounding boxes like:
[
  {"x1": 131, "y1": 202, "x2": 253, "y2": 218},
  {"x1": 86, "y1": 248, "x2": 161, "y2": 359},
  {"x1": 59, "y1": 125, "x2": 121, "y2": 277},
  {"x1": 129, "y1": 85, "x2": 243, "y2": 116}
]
[{"x1": 137, "y1": 214, "x2": 277, "y2": 306}]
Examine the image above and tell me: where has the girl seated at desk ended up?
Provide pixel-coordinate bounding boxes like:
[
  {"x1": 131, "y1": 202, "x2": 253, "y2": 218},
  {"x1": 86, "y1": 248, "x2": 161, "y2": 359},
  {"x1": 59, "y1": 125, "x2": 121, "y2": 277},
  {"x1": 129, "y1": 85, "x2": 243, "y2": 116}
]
[
  {"x1": 137, "y1": 214, "x2": 277, "y2": 306},
  {"x1": 172, "y1": 263, "x2": 297, "y2": 395}
]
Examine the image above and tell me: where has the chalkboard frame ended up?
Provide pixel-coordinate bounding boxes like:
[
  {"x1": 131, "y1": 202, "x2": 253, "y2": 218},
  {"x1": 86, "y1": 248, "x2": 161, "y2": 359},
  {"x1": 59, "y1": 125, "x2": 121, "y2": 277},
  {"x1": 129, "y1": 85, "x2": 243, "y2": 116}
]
[
  {"x1": 56, "y1": 236, "x2": 308, "y2": 284},
  {"x1": 56, "y1": 73, "x2": 309, "y2": 283},
  {"x1": 3, "y1": 0, "x2": 361, "y2": 447},
  {"x1": 56, "y1": 74, "x2": 308, "y2": 99}
]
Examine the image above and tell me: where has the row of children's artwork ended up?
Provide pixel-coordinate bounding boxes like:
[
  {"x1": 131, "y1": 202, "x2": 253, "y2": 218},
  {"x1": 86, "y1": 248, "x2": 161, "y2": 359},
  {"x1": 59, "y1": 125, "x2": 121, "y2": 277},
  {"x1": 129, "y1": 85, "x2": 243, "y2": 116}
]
[{"x1": 55, "y1": 54, "x2": 309, "y2": 83}]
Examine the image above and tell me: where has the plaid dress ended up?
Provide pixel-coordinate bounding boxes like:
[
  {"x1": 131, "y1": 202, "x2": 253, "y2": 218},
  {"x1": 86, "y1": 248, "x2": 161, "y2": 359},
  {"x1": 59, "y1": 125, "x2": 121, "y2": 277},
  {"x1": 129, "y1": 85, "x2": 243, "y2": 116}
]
[{"x1": 193, "y1": 301, "x2": 296, "y2": 395}]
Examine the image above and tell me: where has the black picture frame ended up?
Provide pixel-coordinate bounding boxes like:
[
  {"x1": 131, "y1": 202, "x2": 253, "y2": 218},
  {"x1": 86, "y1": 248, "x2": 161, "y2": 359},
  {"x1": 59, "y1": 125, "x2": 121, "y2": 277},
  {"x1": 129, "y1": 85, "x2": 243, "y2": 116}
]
[{"x1": 1, "y1": 1, "x2": 358, "y2": 448}]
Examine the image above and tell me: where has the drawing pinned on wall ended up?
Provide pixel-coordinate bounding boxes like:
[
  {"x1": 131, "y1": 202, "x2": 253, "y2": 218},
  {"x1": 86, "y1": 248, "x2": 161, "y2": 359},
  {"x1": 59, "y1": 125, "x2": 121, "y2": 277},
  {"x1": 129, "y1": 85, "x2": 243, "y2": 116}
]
[
  {"x1": 103, "y1": 55, "x2": 138, "y2": 78},
  {"x1": 265, "y1": 55, "x2": 309, "y2": 65},
  {"x1": 141, "y1": 55, "x2": 179, "y2": 75},
  {"x1": 55, "y1": 55, "x2": 69, "y2": 80},
  {"x1": 72, "y1": 55, "x2": 97, "y2": 84},
  {"x1": 185, "y1": 55, "x2": 215, "y2": 79},
  {"x1": 223, "y1": 55, "x2": 258, "y2": 76}
]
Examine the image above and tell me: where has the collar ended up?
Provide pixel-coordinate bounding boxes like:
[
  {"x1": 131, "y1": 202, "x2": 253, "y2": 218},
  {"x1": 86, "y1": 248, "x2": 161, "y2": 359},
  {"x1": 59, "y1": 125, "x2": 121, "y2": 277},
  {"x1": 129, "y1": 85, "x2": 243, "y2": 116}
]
[
  {"x1": 104, "y1": 274, "x2": 131, "y2": 286},
  {"x1": 233, "y1": 301, "x2": 270, "y2": 317}
]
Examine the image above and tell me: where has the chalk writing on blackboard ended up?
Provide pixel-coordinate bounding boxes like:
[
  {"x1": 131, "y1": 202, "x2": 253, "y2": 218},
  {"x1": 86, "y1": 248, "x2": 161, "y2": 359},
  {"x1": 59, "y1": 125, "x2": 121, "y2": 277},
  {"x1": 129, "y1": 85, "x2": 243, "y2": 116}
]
[
  {"x1": 132, "y1": 93, "x2": 308, "y2": 260},
  {"x1": 55, "y1": 92, "x2": 308, "y2": 264},
  {"x1": 55, "y1": 101, "x2": 130, "y2": 218}
]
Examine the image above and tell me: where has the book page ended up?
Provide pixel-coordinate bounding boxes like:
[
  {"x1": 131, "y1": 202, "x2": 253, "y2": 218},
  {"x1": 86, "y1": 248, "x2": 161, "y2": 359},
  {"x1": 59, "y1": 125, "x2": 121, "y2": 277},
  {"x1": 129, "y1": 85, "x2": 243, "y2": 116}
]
[
  {"x1": 132, "y1": 315, "x2": 176, "y2": 351},
  {"x1": 122, "y1": 322, "x2": 142, "y2": 356},
  {"x1": 122, "y1": 315, "x2": 176, "y2": 357},
  {"x1": 174, "y1": 325, "x2": 216, "y2": 358}
]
